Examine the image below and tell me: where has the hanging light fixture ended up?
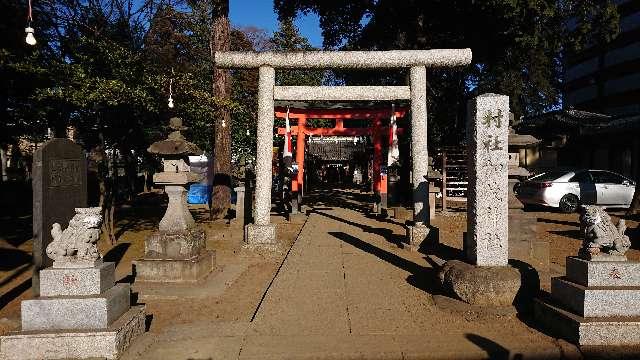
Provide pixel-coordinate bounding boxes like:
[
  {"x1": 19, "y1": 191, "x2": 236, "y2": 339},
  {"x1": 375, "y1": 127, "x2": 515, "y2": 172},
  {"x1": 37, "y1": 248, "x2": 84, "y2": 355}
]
[
  {"x1": 167, "y1": 78, "x2": 174, "y2": 108},
  {"x1": 25, "y1": 0, "x2": 36, "y2": 46}
]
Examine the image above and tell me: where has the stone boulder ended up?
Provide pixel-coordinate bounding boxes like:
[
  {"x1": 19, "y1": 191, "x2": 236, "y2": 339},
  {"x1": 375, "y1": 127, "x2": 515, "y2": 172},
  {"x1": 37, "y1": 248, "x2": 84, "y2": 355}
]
[{"x1": 439, "y1": 260, "x2": 521, "y2": 306}]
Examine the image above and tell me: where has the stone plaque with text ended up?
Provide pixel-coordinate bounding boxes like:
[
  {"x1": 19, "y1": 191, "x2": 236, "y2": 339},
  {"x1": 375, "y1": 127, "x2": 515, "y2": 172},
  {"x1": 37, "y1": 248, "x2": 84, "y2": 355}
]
[{"x1": 32, "y1": 138, "x2": 87, "y2": 295}]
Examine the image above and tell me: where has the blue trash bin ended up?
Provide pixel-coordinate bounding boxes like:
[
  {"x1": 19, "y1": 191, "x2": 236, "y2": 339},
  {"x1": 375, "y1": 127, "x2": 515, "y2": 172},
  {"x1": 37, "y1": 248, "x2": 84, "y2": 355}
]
[{"x1": 187, "y1": 184, "x2": 211, "y2": 204}]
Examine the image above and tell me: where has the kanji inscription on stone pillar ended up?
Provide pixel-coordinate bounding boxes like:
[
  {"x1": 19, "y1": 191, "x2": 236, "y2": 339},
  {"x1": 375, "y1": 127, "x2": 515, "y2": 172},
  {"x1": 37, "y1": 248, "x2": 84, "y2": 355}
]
[{"x1": 466, "y1": 94, "x2": 510, "y2": 266}]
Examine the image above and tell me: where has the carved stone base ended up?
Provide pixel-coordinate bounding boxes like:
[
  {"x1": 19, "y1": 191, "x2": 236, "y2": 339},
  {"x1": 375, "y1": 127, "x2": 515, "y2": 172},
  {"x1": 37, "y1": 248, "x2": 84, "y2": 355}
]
[
  {"x1": 551, "y1": 277, "x2": 640, "y2": 317},
  {"x1": 244, "y1": 224, "x2": 277, "y2": 248},
  {"x1": 0, "y1": 306, "x2": 146, "y2": 360},
  {"x1": 580, "y1": 253, "x2": 628, "y2": 262},
  {"x1": 134, "y1": 250, "x2": 215, "y2": 283},
  {"x1": 535, "y1": 298, "x2": 640, "y2": 346},
  {"x1": 566, "y1": 256, "x2": 640, "y2": 287},
  {"x1": 40, "y1": 262, "x2": 115, "y2": 297},
  {"x1": 158, "y1": 185, "x2": 196, "y2": 232},
  {"x1": 535, "y1": 256, "x2": 640, "y2": 345},
  {"x1": 21, "y1": 284, "x2": 130, "y2": 331},
  {"x1": 52, "y1": 259, "x2": 104, "y2": 269},
  {"x1": 405, "y1": 225, "x2": 438, "y2": 251},
  {"x1": 439, "y1": 260, "x2": 522, "y2": 306},
  {"x1": 144, "y1": 228, "x2": 205, "y2": 259}
]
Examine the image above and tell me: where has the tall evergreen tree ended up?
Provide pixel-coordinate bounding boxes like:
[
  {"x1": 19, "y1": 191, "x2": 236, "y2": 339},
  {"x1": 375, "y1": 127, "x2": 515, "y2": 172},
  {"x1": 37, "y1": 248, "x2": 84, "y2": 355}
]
[{"x1": 210, "y1": 0, "x2": 231, "y2": 219}]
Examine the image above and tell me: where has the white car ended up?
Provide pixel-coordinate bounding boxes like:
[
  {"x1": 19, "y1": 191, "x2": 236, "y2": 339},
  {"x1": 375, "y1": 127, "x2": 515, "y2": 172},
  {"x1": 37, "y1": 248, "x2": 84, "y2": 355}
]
[{"x1": 514, "y1": 170, "x2": 636, "y2": 213}]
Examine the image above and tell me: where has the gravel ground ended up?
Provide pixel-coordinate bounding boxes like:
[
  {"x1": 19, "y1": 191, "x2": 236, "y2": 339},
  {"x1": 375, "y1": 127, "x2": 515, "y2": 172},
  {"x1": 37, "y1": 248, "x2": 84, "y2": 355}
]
[{"x1": 0, "y1": 187, "x2": 639, "y2": 359}]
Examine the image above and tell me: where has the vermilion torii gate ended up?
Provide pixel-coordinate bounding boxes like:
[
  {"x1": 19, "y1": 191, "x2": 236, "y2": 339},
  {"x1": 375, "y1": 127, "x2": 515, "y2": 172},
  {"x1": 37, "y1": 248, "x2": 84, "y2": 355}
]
[
  {"x1": 274, "y1": 106, "x2": 407, "y2": 212},
  {"x1": 213, "y1": 49, "x2": 472, "y2": 249}
]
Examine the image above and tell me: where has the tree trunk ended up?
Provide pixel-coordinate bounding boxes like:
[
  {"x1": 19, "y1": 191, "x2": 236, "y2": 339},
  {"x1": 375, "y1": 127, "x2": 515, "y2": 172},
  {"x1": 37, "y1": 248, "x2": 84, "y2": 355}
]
[
  {"x1": 210, "y1": 0, "x2": 232, "y2": 220},
  {"x1": 105, "y1": 149, "x2": 117, "y2": 244},
  {"x1": 0, "y1": 146, "x2": 7, "y2": 182}
]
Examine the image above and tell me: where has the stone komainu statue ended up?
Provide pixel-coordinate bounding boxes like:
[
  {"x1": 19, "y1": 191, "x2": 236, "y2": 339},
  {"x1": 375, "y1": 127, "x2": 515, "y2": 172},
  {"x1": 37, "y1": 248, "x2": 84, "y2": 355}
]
[
  {"x1": 578, "y1": 205, "x2": 630, "y2": 260},
  {"x1": 46, "y1": 207, "x2": 103, "y2": 264}
]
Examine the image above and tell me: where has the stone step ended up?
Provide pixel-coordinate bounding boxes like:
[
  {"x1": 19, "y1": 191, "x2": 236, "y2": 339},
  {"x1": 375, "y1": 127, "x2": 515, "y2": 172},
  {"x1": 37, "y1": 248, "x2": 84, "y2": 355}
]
[
  {"x1": 534, "y1": 298, "x2": 640, "y2": 346},
  {"x1": 1, "y1": 306, "x2": 145, "y2": 360},
  {"x1": 39, "y1": 262, "x2": 115, "y2": 297},
  {"x1": 21, "y1": 284, "x2": 130, "y2": 331},
  {"x1": 566, "y1": 256, "x2": 640, "y2": 287},
  {"x1": 551, "y1": 277, "x2": 640, "y2": 317}
]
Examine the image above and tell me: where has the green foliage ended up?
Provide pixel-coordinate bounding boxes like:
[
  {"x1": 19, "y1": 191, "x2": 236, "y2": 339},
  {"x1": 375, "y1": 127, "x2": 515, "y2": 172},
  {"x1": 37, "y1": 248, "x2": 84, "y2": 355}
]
[
  {"x1": 274, "y1": 0, "x2": 620, "y2": 146},
  {"x1": 272, "y1": 18, "x2": 323, "y2": 86},
  {"x1": 0, "y1": 0, "x2": 235, "y2": 156}
]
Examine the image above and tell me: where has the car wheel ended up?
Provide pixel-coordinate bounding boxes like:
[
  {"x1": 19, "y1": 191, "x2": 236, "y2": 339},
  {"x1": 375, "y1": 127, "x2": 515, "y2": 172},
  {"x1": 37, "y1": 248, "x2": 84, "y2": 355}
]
[{"x1": 559, "y1": 194, "x2": 579, "y2": 213}]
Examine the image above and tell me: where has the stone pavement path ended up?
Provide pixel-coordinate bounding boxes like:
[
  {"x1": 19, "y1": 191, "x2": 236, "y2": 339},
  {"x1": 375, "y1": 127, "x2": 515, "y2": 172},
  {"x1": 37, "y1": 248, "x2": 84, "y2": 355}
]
[{"x1": 124, "y1": 189, "x2": 573, "y2": 360}]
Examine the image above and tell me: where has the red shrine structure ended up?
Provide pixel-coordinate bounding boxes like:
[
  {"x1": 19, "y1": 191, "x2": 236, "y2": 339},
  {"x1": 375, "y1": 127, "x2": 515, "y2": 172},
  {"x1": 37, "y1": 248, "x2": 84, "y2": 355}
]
[{"x1": 275, "y1": 106, "x2": 407, "y2": 210}]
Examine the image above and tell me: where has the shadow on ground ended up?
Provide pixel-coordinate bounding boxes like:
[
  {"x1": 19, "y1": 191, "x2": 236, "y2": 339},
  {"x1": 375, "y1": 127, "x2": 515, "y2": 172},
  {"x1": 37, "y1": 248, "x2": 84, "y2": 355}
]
[
  {"x1": 312, "y1": 209, "x2": 405, "y2": 248},
  {"x1": 0, "y1": 249, "x2": 31, "y2": 271},
  {"x1": 328, "y1": 231, "x2": 442, "y2": 295},
  {"x1": 304, "y1": 185, "x2": 374, "y2": 214},
  {"x1": 104, "y1": 243, "x2": 131, "y2": 267},
  {"x1": 0, "y1": 182, "x2": 33, "y2": 248},
  {"x1": 113, "y1": 192, "x2": 166, "y2": 240},
  {"x1": 465, "y1": 333, "x2": 520, "y2": 360}
]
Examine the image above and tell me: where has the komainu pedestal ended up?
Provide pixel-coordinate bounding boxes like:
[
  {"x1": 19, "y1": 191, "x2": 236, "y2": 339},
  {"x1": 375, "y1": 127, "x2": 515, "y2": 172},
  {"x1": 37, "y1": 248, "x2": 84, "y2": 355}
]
[
  {"x1": 0, "y1": 208, "x2": 145, "y2": 360},
  {"x1": 535, "y1": 206, "x2": 640, "y2": 345}
]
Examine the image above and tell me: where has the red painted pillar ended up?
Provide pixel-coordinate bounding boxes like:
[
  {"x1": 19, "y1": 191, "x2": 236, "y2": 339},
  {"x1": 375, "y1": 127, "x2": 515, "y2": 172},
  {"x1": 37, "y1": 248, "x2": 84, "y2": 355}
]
[
  {"x1": 290, "y1": 116, "x2": 306, "y2": 213},
  {"x1": 372, "y1": 117, "x2": 384, "y2": 213},
  {"x1": 295, "y1": 116, "x2": 306, "y2": 192},
  {"x1": 373, "y1": 118, "x2": 382, "y2": 194}
]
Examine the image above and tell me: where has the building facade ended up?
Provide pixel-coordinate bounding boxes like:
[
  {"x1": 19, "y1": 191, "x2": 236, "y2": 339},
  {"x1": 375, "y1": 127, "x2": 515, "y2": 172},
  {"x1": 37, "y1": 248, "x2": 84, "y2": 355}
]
[{"x1": 565, "y1": 0, "x2": 640, "y2": 115}]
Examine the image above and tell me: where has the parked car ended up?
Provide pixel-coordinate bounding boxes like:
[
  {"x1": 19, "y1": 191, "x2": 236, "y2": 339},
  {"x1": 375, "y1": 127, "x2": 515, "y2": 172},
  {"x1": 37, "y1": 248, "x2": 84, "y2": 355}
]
[{"x1": 514, "y1": 169, "x2": 636, "y2": 213}]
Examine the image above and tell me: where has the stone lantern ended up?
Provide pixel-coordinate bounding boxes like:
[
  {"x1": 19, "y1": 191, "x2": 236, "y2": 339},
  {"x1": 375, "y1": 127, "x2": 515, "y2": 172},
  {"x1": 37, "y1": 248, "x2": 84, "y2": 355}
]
[
  {"x1": 134, "y1": 117, "x2": 215, "y2": 283},
  {"x1": 508, "y1": 127, "x2": 540, "y2": 209},
  {"x1": 426, "y1": 156, "x2": 442, "y2": 220}
]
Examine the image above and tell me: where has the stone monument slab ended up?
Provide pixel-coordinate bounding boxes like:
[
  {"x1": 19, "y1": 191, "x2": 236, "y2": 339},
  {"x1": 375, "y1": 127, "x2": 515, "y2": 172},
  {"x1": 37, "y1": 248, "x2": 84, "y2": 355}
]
[
  {"x1": 39, "y1": 262, "x2": 115, "y2": 297},
  {"x1": 440, "y1": 94, "x2": 521, "y2": 307},
  {"x1": 32, "y1": 138, "x2": 87, "y2": 295},
  {"x1": 465, "y1": 94, "x2": 509, "y2": 266},
  {"x1": 234, "y1": 186, "x2": 246, "y2": 225}
]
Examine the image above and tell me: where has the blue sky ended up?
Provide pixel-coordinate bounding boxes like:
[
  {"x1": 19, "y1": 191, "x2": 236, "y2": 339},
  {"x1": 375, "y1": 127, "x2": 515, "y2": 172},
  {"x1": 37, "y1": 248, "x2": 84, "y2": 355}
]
[{"x1": 229, "y1": 0, "x2": 323, "y2": 48}]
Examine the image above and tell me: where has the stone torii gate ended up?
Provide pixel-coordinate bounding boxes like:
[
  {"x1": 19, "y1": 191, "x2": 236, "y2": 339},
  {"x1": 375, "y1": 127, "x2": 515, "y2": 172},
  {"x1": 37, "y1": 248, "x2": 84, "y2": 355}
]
[{"x1": 213, "y1": 49, "x2": 472, "y2": 249}]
